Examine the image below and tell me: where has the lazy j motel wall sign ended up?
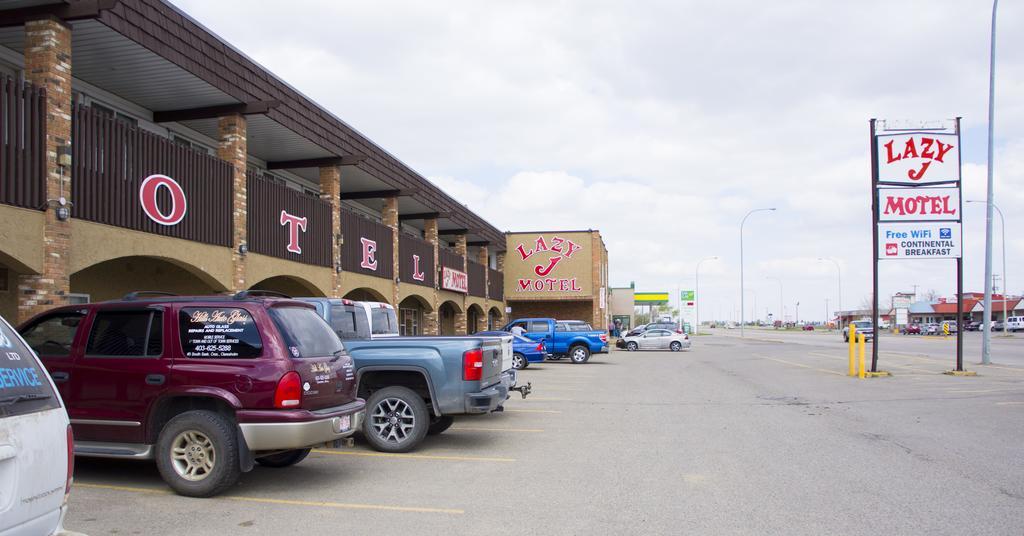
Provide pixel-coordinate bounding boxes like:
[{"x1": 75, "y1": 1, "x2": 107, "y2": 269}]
[{"x1": 506, "y1": 232, "x2": 592, "y2": 297}]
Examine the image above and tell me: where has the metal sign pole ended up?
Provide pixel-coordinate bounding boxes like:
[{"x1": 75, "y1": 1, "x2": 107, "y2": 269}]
[
  {"x1": 956, "y1": 117, "x2": 965, "y2": 372},
  {"x1": 870, "y1": 119, "x2": 880, "y2": 372}
]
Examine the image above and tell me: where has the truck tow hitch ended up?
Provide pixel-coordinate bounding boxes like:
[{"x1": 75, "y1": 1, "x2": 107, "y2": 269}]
[{"x1": 511, "y1": 381, "x2": 532, "y2": 399}]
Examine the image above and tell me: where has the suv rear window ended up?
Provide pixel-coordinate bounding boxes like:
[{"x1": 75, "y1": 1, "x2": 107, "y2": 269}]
[
  {"x1": 330, "y1": 304, "x2": 370, "y2": 340},
  {"x1": 0, "y1": 318, "x2": 60, "y2": 417},
  {"x1": 179, "y1": 307, "x2": 262, "y2": 359},
  {"x1": 270, "y1": 307, "x2": 343, "y2": 358}
]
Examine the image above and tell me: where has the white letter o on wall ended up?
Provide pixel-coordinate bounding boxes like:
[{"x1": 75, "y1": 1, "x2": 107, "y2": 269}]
[{"x1": 139, "y1": 174, "x2": 188, "y2": 226}]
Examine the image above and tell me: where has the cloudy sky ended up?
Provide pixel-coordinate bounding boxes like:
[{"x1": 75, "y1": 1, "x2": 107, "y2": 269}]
[{"x1": 177, "y1": 0, "x2": 1023, "y2": 322}]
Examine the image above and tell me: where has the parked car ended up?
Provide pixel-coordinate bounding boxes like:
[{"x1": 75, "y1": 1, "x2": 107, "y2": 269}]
[
  {"x1": 964, "y1": 321, "x2": 982, "y2": 332},
  {"x1": 623, "y1": 322, "x2": 681, "y2": 337},
  {"x1": 924, "y1": 323, "x2": 940, "y2": 335},
  {"x1": 620, "y1": 329, "x2": 690, "y2": 352},
  {"x1": 842, "y1": 320, "x2": 874, "y2": 342},
  {"x1": 505, "y1": 318, "x2": 608, "y2": 363},
  {"x1": 301, "y1": 297, "x2": 528, "y2": 453},
  {"x1": 802, "y1": 324, "x2": 815, "y2": 331},
  {"x1": 1007, "y1": 316, "x2": 1024, "y2": 332},
  {"x1": 0, "y1": 314, "x2": 74, "y2": 536},
  {"x1": 476, "y1": 330, "x2": 546, "y2": 369},
  {"x1": 941, "y1": 321, "x2": 958, "y2": 334},
  {"x1": 992, "y1": 320, "x2": 1006, "y2": 331},
  {"x1": 19, "y1": 291, "x2": 366, "y2": 497},
  {"x1": 903, "y1": 323, "x2": 922, "y2": 335}
]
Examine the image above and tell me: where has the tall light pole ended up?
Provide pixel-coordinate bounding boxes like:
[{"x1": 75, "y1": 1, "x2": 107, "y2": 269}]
[
  {"x1": 981, "y1": 0, "x2": 999, "y2": 365},
  {"x1": 695, "y1": 256, "x2": 718, "y2": 335},
  {"x1": 818, "y1": 258, "x2": 842, "y2": 326},
  {"x1": 968, "y1": 200, "x2": 1007, "y2": 335},
  {"x1": 767, "y1": 276, "x2": 783, "y2": 326},
  {"x1": 740, "y1": 208, "x2": 776, "y2": 337}
]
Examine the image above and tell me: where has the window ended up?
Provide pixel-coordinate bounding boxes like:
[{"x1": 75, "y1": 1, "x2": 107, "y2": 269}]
[
  {"x1": 370, "y1": 307, "x2": 399, "y2": 336},
  {"x1": 400, "y1": 308, "x2": 419, "y2": 336},
  {"x1": 269, "y1": 307, "x2": 342, "y2": 359},
  {"x1": 92, "y1": 102, "x2": 138, "y2": 127},
  {"x1": 330, "y1": 304, "x2": 370, "y2": 340},
  {"x1": 20, "y1": 312, "x2": 85, "y2": 357},
  {"x1": 86, "y1": 310, "x2": 163, "y2": 357},
  {"x1": 527, "y1": 321, "x2": 548, "y2": 333},
  {"x1": 179, "y1": 307, "x2": 262, "y2": 359},
  {"x1": 0, "y1": 318, "x2": 60, "y2": 417},
  {"x1": 648, "y1": 330, "x2": 670, "y2": 337},
  {"x1": 554, "y1": 323, "x2": 568, "y2": 332}
]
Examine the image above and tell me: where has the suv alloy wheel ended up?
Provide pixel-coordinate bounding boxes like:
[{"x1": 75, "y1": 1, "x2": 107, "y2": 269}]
[{"x1": 155, "y1": 410, "x2": 241, "y2": 497}]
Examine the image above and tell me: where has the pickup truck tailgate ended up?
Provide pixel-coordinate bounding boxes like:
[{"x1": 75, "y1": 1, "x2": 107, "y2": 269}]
[{"x1": 476, "y1": 338, "x2": 506, "y2": 387}]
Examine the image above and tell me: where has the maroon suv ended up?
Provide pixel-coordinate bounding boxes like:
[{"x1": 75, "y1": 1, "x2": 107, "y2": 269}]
[{"x1": 19, "y1": 291, "x2": 365, "y2": 497}]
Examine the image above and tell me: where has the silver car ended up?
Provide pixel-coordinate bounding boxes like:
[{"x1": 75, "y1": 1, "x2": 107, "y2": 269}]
[{"x1": 622, "y1": 329, "x2": 691, "y2": 352}]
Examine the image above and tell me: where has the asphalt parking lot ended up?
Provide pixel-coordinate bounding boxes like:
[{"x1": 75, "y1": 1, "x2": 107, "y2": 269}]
[{"x1": 67, "y1": 333, "x2": 1024, "y2": 535}]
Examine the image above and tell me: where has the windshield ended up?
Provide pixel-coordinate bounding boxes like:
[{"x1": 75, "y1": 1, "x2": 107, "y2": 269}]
[
  {"x1": 330, "y1": 304, "x2": 370, "y2": 340},
  {"x1": 270, "y1": 307, "x2": 344, "y2": 358},
  {"x1": 0, "y1": 317, "x2": 59, "y2": 417},
  {"x1": 853, "y1": 321, "x2": 873, "y2": 329},
  {"x1": 370, "y1": 307, "x2": 399, "y2": 336}
]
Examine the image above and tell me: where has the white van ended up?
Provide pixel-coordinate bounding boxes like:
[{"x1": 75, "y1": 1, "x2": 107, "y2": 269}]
[
  {"x1": 357, "y1": 301, "x2": 399, "y2": 338},
  {"x1": 1006, "y1": 316, "x2": 1024, "y2": 332},
  {"x1": 0, "y1": 314, "x2": 75, "y2": 536}
]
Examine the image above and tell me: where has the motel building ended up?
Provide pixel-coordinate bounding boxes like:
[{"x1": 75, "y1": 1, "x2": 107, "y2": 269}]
[
  {"x1": 503, "y1": 231, "x2": 610, "y2": 329},
  {"x1": 0, "y1": 0, "x2": 507, "y2": 335}
]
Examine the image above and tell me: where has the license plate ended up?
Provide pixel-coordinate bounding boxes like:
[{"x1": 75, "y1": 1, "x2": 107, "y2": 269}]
[{"x1": 335, "y1": 415, "x2": 351, "y2": 433}]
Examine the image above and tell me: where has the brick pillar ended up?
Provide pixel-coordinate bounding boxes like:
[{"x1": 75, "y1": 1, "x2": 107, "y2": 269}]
[
  {"x1": 218, "y1": 113, "x2": 248, "y2": 291},
  {"x1": 17, "y1": 18, "x2": 72, "y2": 323},
  {"x1": 496, "y1": 251, "x2": 505, "y2": 272},
  {"x1": 591, "y1": 232, "x2": 604, "y2": 329},
  {"x1": 382, "y1": 196, "x2": 399, "y2": 306},
  {"x1": 477, "y1": 245, "x2": 489, "y2": 299},
  {"x1": 454, "y1": 234, "x2": 467, "y2": 334},
  {"x1": 495, "y1": 250, "x2": 507, "y2": 326},
  {"x1": 320, "y1": 165, "x2": 342, "y2": 296},
  {"x1": 422, "y1": 218, "x2": 440, "y2": 335}
]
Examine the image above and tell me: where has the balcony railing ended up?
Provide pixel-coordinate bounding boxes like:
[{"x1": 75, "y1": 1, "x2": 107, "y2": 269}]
[
  {"x1": 247, "y1": 170, "x2": 333, "y2": 267},
  {"x1": 340, "y1": 209, "x2": 394, "y2": 279},
  {"x1": 0, "y1": 76, "x2": 45, "y2": 210},
  {"x1": 72, "y1": 103, "x2": 233, "y2": 246},
  {"x1": 488, "y1": 268, "x2": 503, "y2": 300},
  {"x1": 467, "y1": 260, "x2": 486, "y2": 298},
  {"x1": 399, "y1": 233, "x2": 434, "y2": 287}
]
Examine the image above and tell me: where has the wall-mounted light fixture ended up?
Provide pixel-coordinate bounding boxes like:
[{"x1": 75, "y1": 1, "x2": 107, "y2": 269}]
[{"x1": 238, "y1": 243, "x2": 248, "y2": 256}]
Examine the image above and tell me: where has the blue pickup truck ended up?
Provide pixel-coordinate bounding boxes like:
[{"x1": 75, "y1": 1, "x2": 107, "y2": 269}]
[
  {"x1": 300, "y1": 298, "x2": 529, "y2": 453},
  {"x1": 504, "y1": 318, "x2": 608, "y2": 364}
]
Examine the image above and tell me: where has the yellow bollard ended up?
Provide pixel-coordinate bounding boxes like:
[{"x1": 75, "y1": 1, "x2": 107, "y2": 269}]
[
  {"x1": 848, "y1": 325, "x2": 857, "y2": 376},
  {"x1": 858, "y1": 333, "x2": 866, "y2": 379}
]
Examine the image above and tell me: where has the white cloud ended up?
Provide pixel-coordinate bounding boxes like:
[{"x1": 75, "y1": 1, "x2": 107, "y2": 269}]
[{"x1": 172, "y1": 0, "x2": 1024, "y2": 321}]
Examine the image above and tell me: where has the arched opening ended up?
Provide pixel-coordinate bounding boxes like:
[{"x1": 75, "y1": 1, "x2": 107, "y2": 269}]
[
  {"x1": 343, "y1": 287, "x2": 390, "y2": 304},
  {"x1": 250, "y1": 275, "x2": 324, "y2": 298},
  {"x1": 439, "y1": 300, "x2": 462, "y2": 336},
  {"x1": 488, "y1": 307, "x2": 504, "y2": 330},
  {"x1": 70, "y1": 256, "x2": 226, "y2": 303},
  {"x1": 467, "y1": 303, "x2": 485, "y2": 334},
  {"x1": 0, "y1": 250, "x2": 38, "y2": 320},
  {"x1": 398, "y1": 294, "x2": 433, "y2": 336}
]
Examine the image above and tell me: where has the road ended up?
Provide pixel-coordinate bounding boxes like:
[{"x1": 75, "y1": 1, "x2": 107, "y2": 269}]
[{"x1": 65, "y1": 335, "x2": 1024, "y2": 535}]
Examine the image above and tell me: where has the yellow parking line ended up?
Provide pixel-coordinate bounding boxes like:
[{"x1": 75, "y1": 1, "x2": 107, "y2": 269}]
[
  {"x1": 808, "y1": 353, "x2": 936, "y2": 375},
  {"x1": 504, "y1": 409, "x2": 562, "y2": 414},
  {"x1": 74, "y1": 483, "x2": 464, "y2": 514},
  {"x1": 450, "y1": 427, "x2": 544, "y2": 433},
  {"x1": 311, "y1": 449, "x2": 515, "y2": 463},
  {"x1": 755, "y1": 355, "x2": 844, "y2": 376},
  {"x1": 223, "y1": 495, "x2": 464, "y2": 515}
]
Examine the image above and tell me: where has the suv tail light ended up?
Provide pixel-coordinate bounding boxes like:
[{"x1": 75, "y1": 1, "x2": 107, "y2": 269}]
[
  {"x1": 64, "y1": 424, "x2": 74, "y2": 503},
  {"x1": 463, "y1": 348, "x2": 483, "y2": 381},
  {"x1": 600, "y1": 334, "x2": 608, "y2": 342},
  {"x1": 274, "y1": 371, "x2": 302, "y2": 408}
]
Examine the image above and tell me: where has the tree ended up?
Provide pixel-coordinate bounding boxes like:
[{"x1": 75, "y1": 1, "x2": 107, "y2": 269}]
[{"x1": 923, "y1": 289, "x2": 940, "y2": 301}]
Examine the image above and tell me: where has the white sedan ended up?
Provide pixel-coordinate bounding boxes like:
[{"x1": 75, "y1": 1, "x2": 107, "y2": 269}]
[{"x1": 620, "y1": 329, "x2": 691, "y2": 352}]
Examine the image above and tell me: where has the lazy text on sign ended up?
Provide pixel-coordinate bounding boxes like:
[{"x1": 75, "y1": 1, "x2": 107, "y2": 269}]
[{"x1": 876, "y1": 133, "x2": 960, "y2": 185}]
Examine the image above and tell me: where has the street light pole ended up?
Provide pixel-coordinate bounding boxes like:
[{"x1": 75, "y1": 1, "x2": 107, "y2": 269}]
[
  {"x1": 982, "y1": 0, "x2": 999, "y2": 365},
  {"x1": 969, "y1": 200, "x2": 1007, "y2": 336},
  {"x1": 695, "y1": 256, "x2": 718, "y2": 335},
  {"x1": 818, "y1": 258, "x2": 842, "y2": 326},
  {"x1": 740, "y1": 208, "x2": 776, "y2": 338}
]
